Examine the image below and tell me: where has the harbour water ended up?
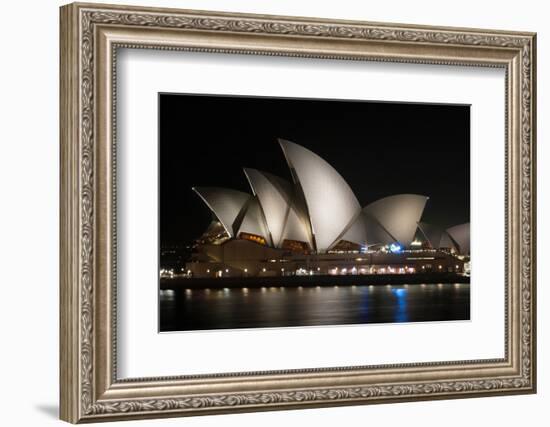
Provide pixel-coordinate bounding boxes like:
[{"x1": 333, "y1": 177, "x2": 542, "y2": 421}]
[{"x1": 159, "y1": 282, "x2": 470, "y2": 332}]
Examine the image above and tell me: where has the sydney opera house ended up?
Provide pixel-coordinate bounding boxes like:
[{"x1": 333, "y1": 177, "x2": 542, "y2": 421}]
[{"x1": 184, "y1": 139, "x2": 470, "y2": 279}]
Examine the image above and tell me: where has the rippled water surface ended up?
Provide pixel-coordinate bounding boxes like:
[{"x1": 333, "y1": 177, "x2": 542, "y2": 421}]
[{"x1": 159, "y1": 283, "x2": 470, "y2": 332}]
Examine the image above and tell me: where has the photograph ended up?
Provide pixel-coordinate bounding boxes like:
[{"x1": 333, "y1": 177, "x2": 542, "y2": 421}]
[{"x1": 159, "y1": 94, "x2": 471, "y2": 332}]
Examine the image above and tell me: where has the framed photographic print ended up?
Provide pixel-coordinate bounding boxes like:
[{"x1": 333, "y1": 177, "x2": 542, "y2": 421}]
[{"x1": 60, "y1": 2, "x2": 537, "y2": 423}]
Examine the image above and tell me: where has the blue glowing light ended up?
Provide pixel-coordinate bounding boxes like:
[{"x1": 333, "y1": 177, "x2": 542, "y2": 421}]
[
  {"x1": 392, "y1": 288, "x2": 407, "y2": 297},
  {"x1": 389, "y1": 243, "x2": 403, "y2": 253}
]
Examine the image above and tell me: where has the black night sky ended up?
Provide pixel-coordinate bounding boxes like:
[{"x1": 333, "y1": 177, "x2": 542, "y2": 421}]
[{"x1": 159, "y1": 93, "x2": 470, "y2": 248}]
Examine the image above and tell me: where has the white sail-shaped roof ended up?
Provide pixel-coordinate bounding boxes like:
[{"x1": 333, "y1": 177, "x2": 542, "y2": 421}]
[
  {"x1": 192, "y1": 187, "x2": 250, "y2": 238},
  {"x1": 363, "y1": 194, "x2": 428, "y2": 247},
  {"x1": 439, "y1": 232, "x2": 456, "y2": 251},
  {"x1": 335, "y1": 213, "x2": 368, "y2": 247},
  {"x1": 418, "y1": 222, "x2": 444, "y2": 249},
  {"x1": 280, "y1": 198, "x2": 314, "y2": 249},
  {"x1": 279, "y1": 139, "x2": 361, "y2": 252},
  {"x1": 446, "y1": 223, "x2": 470, "y2": 254},
  {"x1": 237, "y1": 197, "x2": 271, "y2": 244},
  {"x1": 243, "y1": 168, "x2": 293, "y2": 247},
  {"x1": 364, "y1": 214, "x2": 395, "y2": 246}
]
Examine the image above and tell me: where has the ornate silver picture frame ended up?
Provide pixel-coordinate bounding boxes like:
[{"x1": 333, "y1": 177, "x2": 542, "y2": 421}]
[{"x1": 60, "y1": 2, "x2": 536, "y2": 423}]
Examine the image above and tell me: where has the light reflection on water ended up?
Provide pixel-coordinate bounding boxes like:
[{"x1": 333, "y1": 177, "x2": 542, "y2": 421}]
[
  {"x1": 159, "y1": 283, "x2": 470, "y2": 332},
  {"x1": 391, "y1": 288, "x2": 408, "y2": 323}
]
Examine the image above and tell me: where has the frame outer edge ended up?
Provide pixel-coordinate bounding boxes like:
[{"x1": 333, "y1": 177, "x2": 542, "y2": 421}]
[
  {"x1": 529, "y1": 33, "x2": 537, "y2": 393},
  {"x1": 60, "y1": 3, "x2": 81, "y2": 424},
  {"x1": 59, "y1": 2, "x2": 537, "y2": 422}
]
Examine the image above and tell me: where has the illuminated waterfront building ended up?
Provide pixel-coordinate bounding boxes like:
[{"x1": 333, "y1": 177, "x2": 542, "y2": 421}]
[{"x1": 185, "y1": 139, "x2": 469, "y2": 278}]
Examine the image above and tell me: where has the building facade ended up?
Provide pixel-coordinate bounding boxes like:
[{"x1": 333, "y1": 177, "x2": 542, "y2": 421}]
[{"x1": 182, "y1": 139, "x2": 469, "y2": 279}]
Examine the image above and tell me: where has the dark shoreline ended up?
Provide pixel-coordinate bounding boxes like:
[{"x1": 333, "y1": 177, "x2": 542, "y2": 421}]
[{"x1": 160, "y1": 272, "x2": 470, "y2": 290}]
